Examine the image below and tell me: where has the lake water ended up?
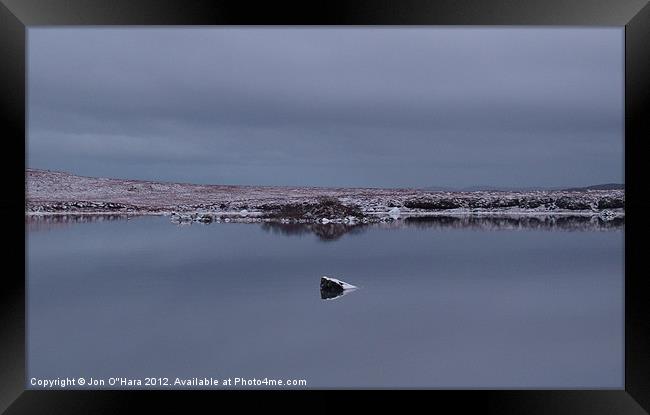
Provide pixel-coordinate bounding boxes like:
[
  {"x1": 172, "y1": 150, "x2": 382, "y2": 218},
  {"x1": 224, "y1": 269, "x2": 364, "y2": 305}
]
[{"x1": 26, "y1": 215, "x2": 624, "y2": 388}]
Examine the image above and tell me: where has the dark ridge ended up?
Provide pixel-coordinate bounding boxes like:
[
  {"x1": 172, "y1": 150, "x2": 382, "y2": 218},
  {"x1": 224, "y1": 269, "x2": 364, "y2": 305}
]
[
  {"x1": 403, "y1": 194, "x2": 624, "y2": 211},
  {"x1": 26, "y1": 201, "x2": 144, "y2": 213},
  {"x1": 261, "y1": 196, "x2": 365, "y2": 220}
]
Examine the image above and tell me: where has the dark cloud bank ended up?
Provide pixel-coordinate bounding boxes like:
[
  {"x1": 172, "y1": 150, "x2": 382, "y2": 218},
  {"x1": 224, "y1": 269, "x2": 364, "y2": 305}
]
[{"x1": 28, "y1": 28, "x2": 623, "y2": 188}]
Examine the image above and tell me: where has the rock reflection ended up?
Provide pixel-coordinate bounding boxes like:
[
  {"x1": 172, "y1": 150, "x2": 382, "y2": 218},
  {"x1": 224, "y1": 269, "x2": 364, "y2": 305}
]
[{"x1": 321, "y1": 288, "x2": 356, "y2": 300}]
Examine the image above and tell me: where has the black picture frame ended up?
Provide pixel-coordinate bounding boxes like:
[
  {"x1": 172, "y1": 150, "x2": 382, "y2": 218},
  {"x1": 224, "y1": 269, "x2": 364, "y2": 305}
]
[{"x1": 2, "y1": 0, "x2": 649, "y2": 413}]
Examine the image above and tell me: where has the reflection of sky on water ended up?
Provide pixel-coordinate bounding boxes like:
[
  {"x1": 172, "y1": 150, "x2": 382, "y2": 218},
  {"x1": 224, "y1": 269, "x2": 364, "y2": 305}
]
[{"x1": 27, "y1": 216, "x2": 623, "y2": 388}]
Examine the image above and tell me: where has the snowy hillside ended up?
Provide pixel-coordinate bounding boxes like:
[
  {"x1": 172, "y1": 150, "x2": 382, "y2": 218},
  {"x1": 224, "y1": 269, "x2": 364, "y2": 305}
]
[{"x1": 26, "y1": 169, "x2": 624, "y2": 221}]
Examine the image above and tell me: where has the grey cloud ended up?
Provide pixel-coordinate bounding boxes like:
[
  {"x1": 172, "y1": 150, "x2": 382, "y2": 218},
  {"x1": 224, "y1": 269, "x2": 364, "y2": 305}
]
[{"x1": 28, "y1": 27, "x2": 623, "y2": 188}]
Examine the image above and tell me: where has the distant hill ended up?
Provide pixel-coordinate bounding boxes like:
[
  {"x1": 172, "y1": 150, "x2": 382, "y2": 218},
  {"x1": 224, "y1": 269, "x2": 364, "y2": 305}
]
[
  {"x1": 422, "y1": 183, "x2": 625, "y2": 192},
  {"x1": 459, "y1": 185, "x2": 552, "y2": 192},
  {"x1": 563, "y1": 183, "x2": 624, "y2": 191},
  {"x1": 421, "y1": 186, "x2": 456, "y2": 192}
]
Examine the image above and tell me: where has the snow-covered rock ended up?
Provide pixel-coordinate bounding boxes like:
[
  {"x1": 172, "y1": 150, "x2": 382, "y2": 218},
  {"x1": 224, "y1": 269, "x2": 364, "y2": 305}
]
[
  {"x1": 196, "y1": 213, "x2": 213, "y2": 223},
  {"x1": 170, "y1": 212, "x2": 193, "y2": 223},
  {"x1": 388, "y1": 207, "x2": 401, "y2": 219},
  {"x1": 320, "y1": 276, "x2": 358, "y2": 300}
]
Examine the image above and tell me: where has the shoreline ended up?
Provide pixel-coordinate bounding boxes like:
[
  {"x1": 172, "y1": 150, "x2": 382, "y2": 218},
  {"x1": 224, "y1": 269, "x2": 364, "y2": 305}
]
[
  {"x1": 24, "y1": 208, "x2": 625, "y2": 222},
  {"x1": 25, "y1": 210, "x2": 625, "y2": 236},
  {"x1": 26, "y1": 168, "x2": 625, "y2": 224},
  {"x1": 24, "y1": 209, "x2": 624, "y2": 217}
]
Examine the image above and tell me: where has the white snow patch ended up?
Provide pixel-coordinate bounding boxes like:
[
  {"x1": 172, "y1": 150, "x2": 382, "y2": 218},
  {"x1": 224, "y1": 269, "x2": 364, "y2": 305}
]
[{"x1": 322, "y1": 276, "x2": 358, "y2": 290}]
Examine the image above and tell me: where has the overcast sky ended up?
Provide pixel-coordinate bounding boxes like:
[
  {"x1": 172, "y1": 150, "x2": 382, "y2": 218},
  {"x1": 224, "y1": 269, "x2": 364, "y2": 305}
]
[{"x1": 28, "y1": 28, "x2": 623, "y2": 188}]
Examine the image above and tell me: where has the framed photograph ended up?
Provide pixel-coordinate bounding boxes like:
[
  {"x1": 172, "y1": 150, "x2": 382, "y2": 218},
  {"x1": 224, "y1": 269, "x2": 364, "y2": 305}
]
[{"x1": 3, "y1": 0, "x2": 649, "y2": 413}]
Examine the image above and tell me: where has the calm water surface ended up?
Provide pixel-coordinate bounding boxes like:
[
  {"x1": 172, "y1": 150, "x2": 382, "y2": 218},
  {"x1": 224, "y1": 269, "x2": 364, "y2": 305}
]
[{"x1": 27, "y1": 215, "x2": 624, "y2": 388}]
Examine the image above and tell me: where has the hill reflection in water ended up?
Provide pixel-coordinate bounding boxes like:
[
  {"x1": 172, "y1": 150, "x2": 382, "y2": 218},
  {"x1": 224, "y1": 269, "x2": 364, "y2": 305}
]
[
  {"x1": 262, "y1": 215, "x2": 624, "y2": 241},
  {"x1": 26, "y1": 214, "x2": 624, "y2": 241},
  {"x1": 25, "y1": 214, "x2": 132, "y2": 232}
]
